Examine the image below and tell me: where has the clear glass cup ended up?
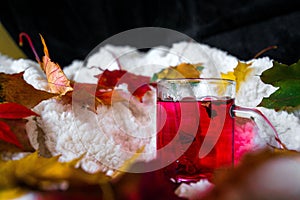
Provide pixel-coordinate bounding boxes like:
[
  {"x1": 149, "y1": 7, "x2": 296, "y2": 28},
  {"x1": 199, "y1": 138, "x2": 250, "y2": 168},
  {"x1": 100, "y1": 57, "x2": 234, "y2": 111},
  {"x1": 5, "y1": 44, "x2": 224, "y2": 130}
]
[{"x1": 156, "y1": 78, "x2": 279, "y2": 183}]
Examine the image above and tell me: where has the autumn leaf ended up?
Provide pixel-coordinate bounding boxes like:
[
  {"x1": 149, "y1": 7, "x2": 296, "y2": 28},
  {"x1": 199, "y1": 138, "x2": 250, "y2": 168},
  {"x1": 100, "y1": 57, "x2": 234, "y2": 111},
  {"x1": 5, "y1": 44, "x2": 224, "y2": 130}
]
[
  {"x1": 132, "y1": 84, "x2": 152, "y2": 102},
  {"x1": 0, "y1": 120, "x2": 22, "y2": 148},
  {"x1": 95, "y1": 69, "x2": 152, "y2": 102},
  {"x1": 0, "y1": 188, "x2": 28, "y2": 200},
  {"x1": 151, "y1": 62, "x2": 204, "y2": 81},
  {"x1": 0, "y1": 103, "x2": 38, "y2": 150},
  {"x1": 221, "y1": 61, "x2": 254, "y2": 93},
  {"x1": 0, "y1": 119, "x2": 35, "y2": 152},
  {"x1": 0, "y1": 147, "x2": 145, "y2": 199},
  {"x1": 0, "y1": 102, "x2": 39, "y2": 119},
  {"x1": 0, "y1": 72, "x2": 57, "y2": 108},
  {"x1": 259, "y1": 60, "x2": 300, "y2": 112},
  {"x1": 96, "y1": 69, "x2": 150, "y2": 91},
  {"x1": 0, "y1": 152, "x2": 110, "y2": 191},
  {"x1": 39, "y1": 35, "x2": 73, "y2": 95}
]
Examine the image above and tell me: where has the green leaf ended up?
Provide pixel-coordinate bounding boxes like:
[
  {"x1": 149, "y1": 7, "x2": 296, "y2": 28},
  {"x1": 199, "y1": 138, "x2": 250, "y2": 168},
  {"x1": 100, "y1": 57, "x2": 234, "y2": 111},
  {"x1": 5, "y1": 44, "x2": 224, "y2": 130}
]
[{"x1": 259, "y1": 60, "x2": 300, "y2": 112}]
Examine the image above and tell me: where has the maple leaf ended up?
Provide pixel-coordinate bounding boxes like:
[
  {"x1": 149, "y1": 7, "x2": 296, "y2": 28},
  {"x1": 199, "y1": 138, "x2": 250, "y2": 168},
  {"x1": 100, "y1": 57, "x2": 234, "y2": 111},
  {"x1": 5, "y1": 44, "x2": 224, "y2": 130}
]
[
  {"x1": 0, "y1": 72, "x2": 57, "y2": 108},
  {"x1": 259, "y1": 60, "x2": 300, "y2": 112},
  {"x1": 151, "y1": 62, "x2": 204, "y2": 81},
  {"x1": 221, "y1": 61, "x2": 254, "y2": 93},
  {"x1": 39, "y1": 35, "x2": 73, "y2": 95},
  {"x1": 95, "y1": 69, "x2": 152, "y2": 102},
  {"x1": 0, "y1": 102, "x2": 38, "y2": 150},
  {"x1": 19, "y1": 33, "x2": 73, "y2": 95}
]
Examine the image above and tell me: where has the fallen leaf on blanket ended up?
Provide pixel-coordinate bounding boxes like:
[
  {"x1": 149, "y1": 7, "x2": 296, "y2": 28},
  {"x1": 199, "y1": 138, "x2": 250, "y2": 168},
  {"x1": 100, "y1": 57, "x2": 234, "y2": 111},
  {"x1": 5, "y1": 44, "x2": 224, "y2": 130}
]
[
  {"x1": 221, "y1": 61, "x2": 254, "y2": 93},
  {"x1": 259, "y1": 60, "x2": 300, "y2": 112},
  {"x1": 0, "y1": 72, "x2": 57, "y2": 108},
  {"x1": 151, "y1": 62, "x2": 204, "y2": 81},
  {"x1": 60, "y1": 83, "x2": 128, "y2": 112},
  {"x1": 95, "y1": 69, "x2": 151, "y2": 100},
  {"x1": 38, "y1": 35, "x2": 73, "y2": 95}
]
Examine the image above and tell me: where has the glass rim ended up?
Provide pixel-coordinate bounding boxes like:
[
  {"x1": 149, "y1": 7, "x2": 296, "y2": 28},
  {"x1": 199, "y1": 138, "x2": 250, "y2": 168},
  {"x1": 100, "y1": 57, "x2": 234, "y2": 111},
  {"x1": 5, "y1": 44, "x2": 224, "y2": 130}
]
[{"x1": 157, "y1": 78, "x2": 236, "y2": 85}]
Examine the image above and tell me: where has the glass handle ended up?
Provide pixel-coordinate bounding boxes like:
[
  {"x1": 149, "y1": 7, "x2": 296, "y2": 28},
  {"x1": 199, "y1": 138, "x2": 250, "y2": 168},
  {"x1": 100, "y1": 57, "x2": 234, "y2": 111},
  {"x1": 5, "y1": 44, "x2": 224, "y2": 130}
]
[{"x1": 231, "y1": 105, "x2": 282, "y2": 149}]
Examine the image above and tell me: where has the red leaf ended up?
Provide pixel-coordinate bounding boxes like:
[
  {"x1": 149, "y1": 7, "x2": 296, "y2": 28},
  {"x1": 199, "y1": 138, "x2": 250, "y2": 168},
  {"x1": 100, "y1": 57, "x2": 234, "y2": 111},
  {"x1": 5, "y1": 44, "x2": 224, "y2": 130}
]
[
  {"x1": 0, "y1": 102, "x2": 39, "y2": 119},
  {"x1": 95, "y1": 69, "x2": 151, "y2": 101},
  {"x1": 96, "y1": 69, "x2": 127, "y2": 89},
  {"x1": 132, "y1": 84, "x2": 152, "y2": 102},
  {"x1": 0, "y1": 121, "x2": 22, "y2": 148}
]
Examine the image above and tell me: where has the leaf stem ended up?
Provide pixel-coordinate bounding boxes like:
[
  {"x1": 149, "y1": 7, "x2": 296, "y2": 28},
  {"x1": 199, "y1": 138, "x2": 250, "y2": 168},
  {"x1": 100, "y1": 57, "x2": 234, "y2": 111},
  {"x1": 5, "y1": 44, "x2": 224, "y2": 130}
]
[
  {"x1": 254, "y1": 45, "x2": 278, "y2": 59},
  {"x1": 19, "y1": 32, "x2": 40, "y2": 63}
]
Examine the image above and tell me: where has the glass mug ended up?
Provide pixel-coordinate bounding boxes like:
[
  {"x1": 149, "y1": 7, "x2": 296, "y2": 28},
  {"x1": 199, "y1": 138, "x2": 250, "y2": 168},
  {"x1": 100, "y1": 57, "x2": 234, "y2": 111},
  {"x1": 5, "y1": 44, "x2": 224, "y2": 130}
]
[{"x1": 156, "y1": 78, "x2": 278, "y2": 183}]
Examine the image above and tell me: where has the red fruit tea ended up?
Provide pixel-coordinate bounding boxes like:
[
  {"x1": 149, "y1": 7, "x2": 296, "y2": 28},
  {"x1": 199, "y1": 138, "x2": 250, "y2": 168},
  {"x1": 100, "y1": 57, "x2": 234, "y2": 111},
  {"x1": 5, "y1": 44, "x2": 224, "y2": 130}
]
[{"x1": 157, "y1": 97, "x2": 234, "y2": 183}]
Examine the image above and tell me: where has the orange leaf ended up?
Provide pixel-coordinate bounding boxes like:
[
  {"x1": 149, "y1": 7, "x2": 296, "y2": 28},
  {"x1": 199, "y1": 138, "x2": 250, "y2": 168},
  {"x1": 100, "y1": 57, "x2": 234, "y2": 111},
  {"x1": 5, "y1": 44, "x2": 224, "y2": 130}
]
[
  {"x1": 39, "y1": 35, "x2": 73, "y2": 95},
  {"x1": 0, "y1": 102, "x2": 39, "y2": 119},
  {"x1": 0, "y1": 72, "x2": 58, "y2": 108}
]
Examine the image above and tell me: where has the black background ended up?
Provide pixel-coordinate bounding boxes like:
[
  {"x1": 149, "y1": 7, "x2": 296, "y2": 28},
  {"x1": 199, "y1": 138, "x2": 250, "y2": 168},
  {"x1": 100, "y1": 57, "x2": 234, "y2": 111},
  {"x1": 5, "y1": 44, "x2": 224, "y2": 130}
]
[{"x1": 1, "y1": 0, "x2": 299, "y2": 67}]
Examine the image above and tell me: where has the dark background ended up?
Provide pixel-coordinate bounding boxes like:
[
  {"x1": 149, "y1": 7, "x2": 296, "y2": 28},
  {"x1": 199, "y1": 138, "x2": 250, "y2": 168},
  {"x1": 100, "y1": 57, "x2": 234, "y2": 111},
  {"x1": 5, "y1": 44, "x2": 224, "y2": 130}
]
[{"x1": 0, "y1": 0, "x2": 299, "y2": 67}]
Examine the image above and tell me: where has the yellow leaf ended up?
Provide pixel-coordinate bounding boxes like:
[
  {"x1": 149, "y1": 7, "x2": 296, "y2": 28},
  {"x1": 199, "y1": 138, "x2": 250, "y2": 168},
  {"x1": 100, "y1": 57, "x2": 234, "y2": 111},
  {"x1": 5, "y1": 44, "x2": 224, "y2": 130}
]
[
  {"x1": 0, "y1": 188, "x2": 28, "y2": 200},
  {"x1": 221, "y1": 61, "x2": 254, "y2": 93},
  {"x1": 154, "y1": 62, "x2": 203, "y2": 80},
  {"x1": 221, "y1": 71, "x2": 235, "y2": 81},
  {"x1": 0, "y1": 151, "x2": 110, "y2": 191}
]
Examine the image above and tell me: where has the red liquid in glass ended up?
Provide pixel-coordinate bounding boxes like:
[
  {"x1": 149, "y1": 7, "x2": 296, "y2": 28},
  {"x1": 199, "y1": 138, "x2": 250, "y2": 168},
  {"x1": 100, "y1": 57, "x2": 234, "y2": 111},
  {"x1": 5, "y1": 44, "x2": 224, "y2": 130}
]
[{"x1": 157, "y1": 98, "x2": 234, "y2": 183}]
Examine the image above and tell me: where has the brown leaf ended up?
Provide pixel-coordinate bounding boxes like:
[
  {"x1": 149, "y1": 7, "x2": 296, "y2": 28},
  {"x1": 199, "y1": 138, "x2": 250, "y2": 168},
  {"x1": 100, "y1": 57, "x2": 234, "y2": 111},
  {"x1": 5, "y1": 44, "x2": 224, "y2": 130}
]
[{"x1": 0, "y1": 72, "x2": 57, "y2": 108}]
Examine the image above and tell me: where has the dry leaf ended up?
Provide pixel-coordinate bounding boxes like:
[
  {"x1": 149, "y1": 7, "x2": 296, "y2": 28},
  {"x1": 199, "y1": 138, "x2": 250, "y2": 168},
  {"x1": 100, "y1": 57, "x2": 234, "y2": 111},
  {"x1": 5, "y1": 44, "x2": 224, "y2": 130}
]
[
  {"x1": 0, "y1": 72, "x2": 57, "y2": 108},
  {"x1": 39, "y1": 35, "x2": 73, "y2": 95}
]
